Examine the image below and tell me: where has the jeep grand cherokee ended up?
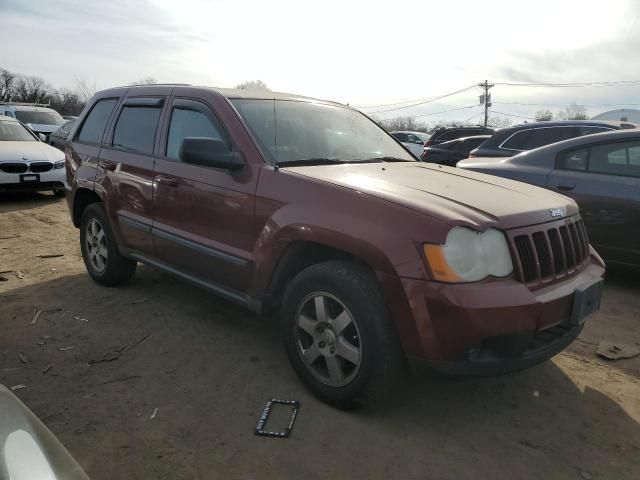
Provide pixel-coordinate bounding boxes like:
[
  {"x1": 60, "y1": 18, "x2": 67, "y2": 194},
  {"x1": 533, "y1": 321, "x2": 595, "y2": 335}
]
[{"x1": 64, "y1": 85, "x2": 604, "y2": 408}]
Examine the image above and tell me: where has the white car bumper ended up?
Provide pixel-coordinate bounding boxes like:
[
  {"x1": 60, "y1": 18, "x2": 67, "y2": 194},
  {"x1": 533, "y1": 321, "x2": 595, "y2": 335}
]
[{"x1": 0, "y1": 164, "x2": 66, "y2": 191}]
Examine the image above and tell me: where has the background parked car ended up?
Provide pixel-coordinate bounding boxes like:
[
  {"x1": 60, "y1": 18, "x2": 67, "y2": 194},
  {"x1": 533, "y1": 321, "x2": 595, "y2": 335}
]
[
  {"x1": 49, "y1": 119, "x2": 76, "y2": 150},
  {"x1": 425, "y1": 125, "x2": 494, "y2": 147},
  {"x1": 458, "y1": 129, "x2": 640, "y2": 269},
  {"x1": 0, "y1": 115, "x2": 66, "y2": 195},
  {"x1": 390, "y1": 130, "x2": 428, "y2": 156},
  {"x1": 0, "y1": 103, "x2": 66, "y2": 142},
  {"x1": 421, "y1": 135, "x2": 491, "y2": 166},
  {"x1": 469, "y1": 120, "x2": 636, "y2": 158}
]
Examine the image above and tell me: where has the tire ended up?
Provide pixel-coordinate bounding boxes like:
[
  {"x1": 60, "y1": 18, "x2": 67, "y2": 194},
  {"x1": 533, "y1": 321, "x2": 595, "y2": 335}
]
[
  {"x1": 80, "y1": 203, "x2": 136, "y2": 286},
  {"x1": 281, "y1": 260, "x2": 405, "y2": 409}
]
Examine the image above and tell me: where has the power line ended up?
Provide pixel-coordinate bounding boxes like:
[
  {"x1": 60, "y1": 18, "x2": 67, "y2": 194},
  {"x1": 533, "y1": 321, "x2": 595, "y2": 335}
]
[
  {"x1": 461, "y1": 112, "x2": 483, "y2": 123},
  {"x1": 495, "y1": 80, "x2": 640, "y2": 88},
  {"x1": 413, "y1": 105, "x2": 476, "y2": 118},
  {"x1": 490, "y1": 110, "x2": 536, "y2": 120},
  {"x1": 494, "y1": 101, "x2": 640, "y2": 107},
  {"x1": 367, "y1": 85, "x2": 476, "y2": 114}
]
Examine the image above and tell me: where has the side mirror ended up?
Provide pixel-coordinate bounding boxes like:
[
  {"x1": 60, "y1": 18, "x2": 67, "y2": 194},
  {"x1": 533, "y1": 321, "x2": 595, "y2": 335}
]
[
  {"x1": 38, "y1": 133, "x2": 46, "y2": 142},
  {"x1": 179, "y1": 137, "x2": 244, "y2": 171}
]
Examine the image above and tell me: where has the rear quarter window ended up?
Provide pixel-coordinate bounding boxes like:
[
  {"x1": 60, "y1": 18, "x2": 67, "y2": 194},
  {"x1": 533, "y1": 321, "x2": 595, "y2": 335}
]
[
  {"x1": 557, "y1": 148, "x2": 589, "y2": 171},
  {"x1": 77, "y1": 99, "x2": 118, "y2": 144}
]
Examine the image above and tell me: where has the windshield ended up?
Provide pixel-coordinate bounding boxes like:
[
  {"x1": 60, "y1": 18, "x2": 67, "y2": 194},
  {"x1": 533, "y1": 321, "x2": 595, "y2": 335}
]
[
  {"x1": 14, "y1": 110, "x2": 65, "y2": 126},
  {"x1": 231, "y1": 99, "x2": 415, "y2": 164},
  {"x1": 0, "y1": 120, "x2": 37, "y2": 141}
]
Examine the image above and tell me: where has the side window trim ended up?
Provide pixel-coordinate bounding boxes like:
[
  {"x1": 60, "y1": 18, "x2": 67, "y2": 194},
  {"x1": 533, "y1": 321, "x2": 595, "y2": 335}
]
[
  {"x1": 73, "y1": 97, "x2": 121, "y2": 146},
  {"x1": 161, "y1": 97, "x2": 231, "y2": 161}
]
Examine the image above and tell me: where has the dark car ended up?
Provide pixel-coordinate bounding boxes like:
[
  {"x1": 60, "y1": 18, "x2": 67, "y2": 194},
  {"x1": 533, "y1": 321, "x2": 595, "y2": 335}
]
[
  {"x1": 459, "y1": 129, "x2": 640, "y2": 269},
  {"x1": 426, "y1": 125, "x2": 494, "y2": 147},
  {"x1": 48, "y1": 119, "x2": 76, "y2": 150},
  {"x1": 469, "y1": 120, "x2": 636, "y2": 158},
  {"x1": 421, "y1": 135, "x2": 491, "y2": 166},
  {"x1": 64, "y1": 84, "x2": 604, "y2": 407}
]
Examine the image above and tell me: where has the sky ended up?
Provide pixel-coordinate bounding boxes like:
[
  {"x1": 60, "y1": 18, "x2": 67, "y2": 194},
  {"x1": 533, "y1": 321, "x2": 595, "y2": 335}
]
[{"x1": 2, "y1": 0, "x2": 640, "y2": 123}]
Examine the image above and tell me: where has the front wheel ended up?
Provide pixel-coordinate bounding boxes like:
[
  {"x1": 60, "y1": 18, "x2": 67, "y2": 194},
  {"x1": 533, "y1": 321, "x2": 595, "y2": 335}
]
[
  {"x1": 80, "y1": 203, "x2": 136, "y2": 286},
  {"x1": 281, "y1": 260, "x2": 405, "y2": 409}
]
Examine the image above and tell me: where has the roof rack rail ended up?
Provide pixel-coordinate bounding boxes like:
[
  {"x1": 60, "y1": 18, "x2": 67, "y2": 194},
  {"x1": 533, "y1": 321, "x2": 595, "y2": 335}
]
[
  {"x1": 0, "y1": 101, "x2": 51, "y2": 107},
  {"x1": 124, "y1": 83, "x2": 192, "y2": 87}
]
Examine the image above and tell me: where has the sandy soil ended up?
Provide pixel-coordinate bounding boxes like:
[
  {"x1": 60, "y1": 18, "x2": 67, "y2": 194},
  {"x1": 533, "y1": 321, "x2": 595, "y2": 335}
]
[{"x1": 1, "y1": 191, "x2": 640, "y2": 480}]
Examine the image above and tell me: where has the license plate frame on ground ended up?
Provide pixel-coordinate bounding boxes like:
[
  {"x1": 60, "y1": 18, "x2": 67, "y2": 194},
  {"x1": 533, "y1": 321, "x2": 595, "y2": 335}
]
[
  {"x1": 571, "y1": 278, "x2": 603, "y2": 326},
  {"x1": 20, "y1": 174, "x2": 40, "y2": 183}
]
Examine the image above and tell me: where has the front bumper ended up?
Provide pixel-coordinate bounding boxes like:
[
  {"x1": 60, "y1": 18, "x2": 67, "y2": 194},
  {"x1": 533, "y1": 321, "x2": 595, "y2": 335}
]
[
  {"x1": 0, "y1": 168, "x2": 65, "y2": 192},
  {"x1": 401, "y1": 259, "x2": 605, "y2": 376}
]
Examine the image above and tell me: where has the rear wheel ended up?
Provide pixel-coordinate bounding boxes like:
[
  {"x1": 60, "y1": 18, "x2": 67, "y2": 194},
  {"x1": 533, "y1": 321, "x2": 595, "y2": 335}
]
[
  {"x1": 80, "y1": 203, "x2": 136, "y2": 286},
  {"x1": 281, "y1": 260, "x2": 404, "y2": 409}
]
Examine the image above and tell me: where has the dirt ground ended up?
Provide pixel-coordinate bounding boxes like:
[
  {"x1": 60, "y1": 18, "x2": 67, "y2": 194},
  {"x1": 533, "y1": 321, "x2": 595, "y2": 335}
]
[{"x1": 1, "y1": 192, "x2": 640, "y2": 480}]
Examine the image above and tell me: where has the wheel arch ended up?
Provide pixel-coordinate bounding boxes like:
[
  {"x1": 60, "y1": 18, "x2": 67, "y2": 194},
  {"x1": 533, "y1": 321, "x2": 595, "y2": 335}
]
[{"x1": 72, "y1": 188, "x2": 102, "y2": 227}]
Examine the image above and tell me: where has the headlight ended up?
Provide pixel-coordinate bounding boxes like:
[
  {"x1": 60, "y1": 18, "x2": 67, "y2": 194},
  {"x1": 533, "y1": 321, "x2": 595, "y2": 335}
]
[
  {"x1": 424, "y1": 227, "x2": 513, "y2": 282},
  {"x1": 54, "y1": 161, "x2": 64, "y2": 169}
]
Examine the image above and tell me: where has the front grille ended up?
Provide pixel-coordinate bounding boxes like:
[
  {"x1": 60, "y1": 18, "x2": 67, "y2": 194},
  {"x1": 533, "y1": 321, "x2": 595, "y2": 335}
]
[
  {"x1": 511, "y1": 216, "x2": 590, "y2": 285},
  {"x1": 0, "y1": 163, "x2": 28, "y2": 174},
  {"x1": 29, "y1": 162, "x2": 53, "y2": 173}
]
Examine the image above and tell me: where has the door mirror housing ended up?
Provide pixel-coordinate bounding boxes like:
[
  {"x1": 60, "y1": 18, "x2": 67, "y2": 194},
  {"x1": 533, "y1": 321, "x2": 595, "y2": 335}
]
[
  {"x1": 37, "y1": 133, "x2": 46, "y2": 142},
  {"x1": 179, "y1": 137, "x2": 244, "y2": 171}
]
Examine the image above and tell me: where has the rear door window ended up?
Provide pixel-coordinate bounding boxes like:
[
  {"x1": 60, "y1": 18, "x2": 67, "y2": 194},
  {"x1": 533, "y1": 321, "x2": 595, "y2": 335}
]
[
  {"x1": 112, "y1": 102, "x2": 162, "y2": 154},
  {"x1": 557, "y1": 147, "x2": 589, "y2": 171},
  {"x1": 589, "y1": 141, "x2": 640, "y2": 178},
  {"x1": 525, "y1": 127, "x2": 578, "y2": 149},
  {"x1": 77, "y1": 99, "x2": 117, "y2": 144},
  {"x1": 166, "y1": 99, "x2": 226, "y2": 160}
]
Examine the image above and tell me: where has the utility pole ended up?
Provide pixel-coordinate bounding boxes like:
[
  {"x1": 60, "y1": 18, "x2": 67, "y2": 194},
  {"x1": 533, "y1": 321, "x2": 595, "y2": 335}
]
[{"x1": 478, "y1": 80, "x2": 494, "y2": 127}]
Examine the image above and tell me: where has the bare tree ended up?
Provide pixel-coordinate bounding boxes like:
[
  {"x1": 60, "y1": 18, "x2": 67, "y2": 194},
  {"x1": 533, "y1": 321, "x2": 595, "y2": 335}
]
[
  {"x1": 557, "y1": 103, "x2": 588, "y2": 120},
  {"x1": 13, "y1": 75, "x2": 51, "y2": 104},
  {"x1": 235, "y1": 79, "x2": 270, "y2": 91},
  {"x1": 0, "y1": 68, "x2": 16, "y2": 101},
  {"x1": 49, "y1": 88, "x2": 85, "y2": 116},
  {"x1": 535, "y1": 109, "x2": 554, "y2": 121},
  {"x1": 73, "y1": 77, "x2": 97, "y2": 103},
  {"x1": 487, "y1": 116, "x2": 513, "y2": 128}
]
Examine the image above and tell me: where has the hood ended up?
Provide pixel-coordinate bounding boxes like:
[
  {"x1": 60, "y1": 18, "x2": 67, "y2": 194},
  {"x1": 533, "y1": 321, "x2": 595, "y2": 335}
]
[
  {"x1": 0, "y1": 385, "x2": 89, "y2": 480},
  {"x1": 282, "y1": 162, "x2": 578, "y2": 230},
  {"x1": 25, "y1": 124, "x2": 59, "y2": 134},
  {"x1": 0, "y1": 141, "x2": 64, "y2": 163}
]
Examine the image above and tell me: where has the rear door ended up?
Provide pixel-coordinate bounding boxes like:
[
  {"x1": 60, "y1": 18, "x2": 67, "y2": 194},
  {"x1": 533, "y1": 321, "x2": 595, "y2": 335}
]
[
  {"x1": 549, "y1": 141, "x2": 640, "y2": 266},
  {"x1": 152, "y1": 96, "x2": 257, "y2": 293},
  {"x1": 96, "y1": 94, "x2": 167, "y2": 256}
]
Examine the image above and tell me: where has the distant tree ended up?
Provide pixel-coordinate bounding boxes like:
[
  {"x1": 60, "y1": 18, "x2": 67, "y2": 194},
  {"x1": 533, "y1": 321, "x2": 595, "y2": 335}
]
[
  {"x1": 375, "y1": 116, "x2": 429, "y2": 133},
  {"x1": 73, "y1": 77, "x2": 96, "y2": 103},
  {"x1": 131, "y1": 76, "x2": 158, "y2": 85},
  {"x1": 13, "y1": 75, "x2": 51, "y2": 103},
  {"x1": 49, "y1": 88, "x2": 85, "y2": 116},
  {"x1": 0, "y1": 68, "x2": 16, "y2": 101},
  {"x1": 535, "y1": 109, "x2": 554, "y2": 121},
  {"x1": 557, "y1": 103, "x2": 588, "y2": 120},
  {"x1": 487, "y1": 116, "x2": 513, "y2": 128},
  {"x1": 235, "y1": 79, "x2": 270, "y2": 91}
]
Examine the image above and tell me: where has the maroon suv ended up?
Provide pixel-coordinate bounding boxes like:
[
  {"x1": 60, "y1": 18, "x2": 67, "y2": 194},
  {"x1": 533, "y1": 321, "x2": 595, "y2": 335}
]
[{"x1": 64, "y1": 85, "x2": 605, "y2": 408}]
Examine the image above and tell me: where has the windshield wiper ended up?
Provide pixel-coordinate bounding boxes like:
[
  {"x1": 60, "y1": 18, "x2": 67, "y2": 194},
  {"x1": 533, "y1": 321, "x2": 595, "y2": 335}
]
[
  {"x1": 277, "y1": 158, "x2": 348, "y2": 167},
  {"x1": 365, "y1": 156, "x2": 415, "y2": 162}
]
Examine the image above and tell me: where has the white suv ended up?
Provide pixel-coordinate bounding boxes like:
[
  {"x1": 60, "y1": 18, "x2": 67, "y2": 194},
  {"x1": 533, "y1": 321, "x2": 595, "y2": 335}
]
[
  {"x1": 0, "y1": 116, "x2": 66, "y2": 195},
  {"x1": 0, "y1": 104, "x2": 66, "y2": 141}
]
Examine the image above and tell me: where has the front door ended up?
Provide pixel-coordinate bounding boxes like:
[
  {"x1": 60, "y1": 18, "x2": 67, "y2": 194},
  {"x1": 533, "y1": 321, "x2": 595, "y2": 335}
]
[{"x1": 152, "y1": 97, "x2": 257, "y2": 294}]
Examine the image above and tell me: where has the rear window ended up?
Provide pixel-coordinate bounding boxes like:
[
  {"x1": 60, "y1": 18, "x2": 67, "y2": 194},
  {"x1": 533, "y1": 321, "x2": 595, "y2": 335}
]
[
  {"x1": 78, "y1": 99, "x2": 117, "y2": 144},
  {"x1": 503, "y1": 127, "x2": 578, "y2": 151},
  {"x1": 112, "y1": 104, "x2": 162, "y2": 154},
  {"x1": 14, "y1": 110, "x2": 65, "y2": 126}
]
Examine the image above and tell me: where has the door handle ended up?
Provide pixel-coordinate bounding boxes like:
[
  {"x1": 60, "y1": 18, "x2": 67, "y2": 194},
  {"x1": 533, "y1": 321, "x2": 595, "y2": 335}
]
[
  {"x1": 98, "y1": 159, "x2": 117, "y2": 171},
  {"x1": 155, "y1": 174, "x2": 179, "y2": 187},
  {"x1": 556, "y1": 184, "x2": 575, "y2": 191}
]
